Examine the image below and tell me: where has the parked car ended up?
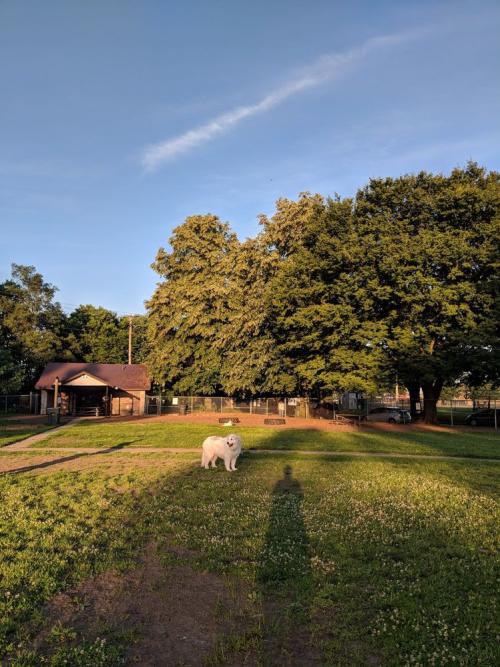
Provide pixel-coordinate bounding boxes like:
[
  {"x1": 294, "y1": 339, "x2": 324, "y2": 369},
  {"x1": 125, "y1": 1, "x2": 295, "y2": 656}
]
[
  {"x1": 363, "y1": 407, "x2": 411, "y2": 424},
  {"x1": 464, "y1": 409, "x2": 497, "y2": 427}
]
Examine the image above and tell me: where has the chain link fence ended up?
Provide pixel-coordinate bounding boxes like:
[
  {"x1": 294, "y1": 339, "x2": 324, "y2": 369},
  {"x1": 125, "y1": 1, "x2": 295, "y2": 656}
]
[
  {"x1": 0, "y1": 394, "x2": 39, "y2": 415},
  {"x1": 145, "y1": 394, "x2": 498, "y2": 429},
  {"x1": 146, "y1": 396, "x2": 302, "y2": 417}
]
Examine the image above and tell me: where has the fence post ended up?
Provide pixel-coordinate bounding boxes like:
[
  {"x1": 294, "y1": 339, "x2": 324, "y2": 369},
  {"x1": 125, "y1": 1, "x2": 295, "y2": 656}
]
[
  {"x1": 4, "y1": 395, "x2": 7, "y2": 414},
  {"x1": 157, "y1": 392, "x2": 161, "y2": 416},
  {"x1": 450, "y1": 400, "x2": 454, "y2": 427},
  {"x1": 266, "y1": 399, "x2": 269, "y2": 416},
  {"x1": 495, "y1": 399, "x2": 498, "y2": 432},
  {"x1": 190, "y1": 395, "x2": 194, "y2": 414}
]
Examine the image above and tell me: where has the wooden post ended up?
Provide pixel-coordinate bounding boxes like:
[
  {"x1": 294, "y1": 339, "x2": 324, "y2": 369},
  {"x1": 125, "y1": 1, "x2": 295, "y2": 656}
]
[
  {"x1": 54, "y1": 377, "x2": 60, "y2": 412},
  {"x1": 450, "y1": 400, "x2": 454, "y2": 427}
]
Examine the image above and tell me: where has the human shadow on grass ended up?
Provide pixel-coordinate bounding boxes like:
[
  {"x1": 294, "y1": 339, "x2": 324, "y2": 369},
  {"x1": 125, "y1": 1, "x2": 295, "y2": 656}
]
[
  {"x1": 1, "y1": 442, "x2": 135, "y2": 476},
  {"x1": 257, "y1": 465, "x2": 320, "y2": 665}
]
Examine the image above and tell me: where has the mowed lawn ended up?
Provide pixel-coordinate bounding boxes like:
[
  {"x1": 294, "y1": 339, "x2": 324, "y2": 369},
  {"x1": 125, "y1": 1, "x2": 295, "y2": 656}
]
[
  {"x1": 0, "y1": 449, "x2": 498, "y2": 666},
  {"x1": 0, "y1": 419, "x2": 53, "y2": 448},
  {"x1": 35, "y1": 418, "x2": 500, "y2": 459}
]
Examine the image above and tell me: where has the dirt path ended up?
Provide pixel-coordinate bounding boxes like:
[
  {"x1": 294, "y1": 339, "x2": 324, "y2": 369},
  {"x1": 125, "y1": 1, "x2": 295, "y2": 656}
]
[
  {"x1": 4, "y1": 418, "x2": 84, "y2": 450},
  {"x1": 2, "y1": 441, "x2": 499, "y2": 464},
  {"x1": 33, "y1": 541, "x2": 253, "y2": 667}
]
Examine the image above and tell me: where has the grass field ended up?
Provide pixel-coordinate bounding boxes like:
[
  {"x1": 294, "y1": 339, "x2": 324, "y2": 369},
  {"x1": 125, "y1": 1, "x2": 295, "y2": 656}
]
[
  {"x1": 0, "y1": 431, "x2": 498, "y2": 666},
  {"x1": 0, "y1": 419, "x2": 52, "y2": 448},
  {"x1": 35, "y1": 419, "x2": 500, "y2": 459}
]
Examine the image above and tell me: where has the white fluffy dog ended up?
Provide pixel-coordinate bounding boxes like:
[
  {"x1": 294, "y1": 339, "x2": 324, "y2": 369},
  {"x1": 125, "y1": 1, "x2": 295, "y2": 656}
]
[{"x1": 201, "y1": 433, "x2": 242, "y2": 472}]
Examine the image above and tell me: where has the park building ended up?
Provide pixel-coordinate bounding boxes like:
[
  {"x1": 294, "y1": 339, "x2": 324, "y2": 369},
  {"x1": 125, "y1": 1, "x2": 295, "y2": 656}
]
[{"x1": 35, "y1": 362, "x2": 151, "y2": 417}]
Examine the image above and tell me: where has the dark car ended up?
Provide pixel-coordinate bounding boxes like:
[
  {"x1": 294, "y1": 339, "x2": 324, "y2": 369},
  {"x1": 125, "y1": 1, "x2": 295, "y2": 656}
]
[{"x1": 464, "y1": 409, "x2": 497, "y2": 427}]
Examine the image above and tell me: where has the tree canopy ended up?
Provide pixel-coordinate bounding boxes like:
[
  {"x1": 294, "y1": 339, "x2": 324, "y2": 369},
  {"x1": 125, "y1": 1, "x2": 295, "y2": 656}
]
[
  {"x1": 0, "y1": 265, "x2": 145, "y2": 393},
  {"x1": 0, "y1": 264, "x2": 66, "y2": 392},
  {"x1": 147, "y1": 214, "x2": 238, "y2": 394},
  {"x1": 146, "y1": 164, "x2": 499, "y2": 421},
  {"x1": 352, "y1": 163, "x2": 500, "y2": 420},
  {"x1": 2, "y1": 163, "x2": 498, "y2": 424}
]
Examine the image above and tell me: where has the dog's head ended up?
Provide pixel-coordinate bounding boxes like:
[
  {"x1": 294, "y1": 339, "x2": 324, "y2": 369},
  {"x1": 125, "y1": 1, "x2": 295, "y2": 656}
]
[{"x1": 226, "y1": 434, "x2": 239, "y2": 448}]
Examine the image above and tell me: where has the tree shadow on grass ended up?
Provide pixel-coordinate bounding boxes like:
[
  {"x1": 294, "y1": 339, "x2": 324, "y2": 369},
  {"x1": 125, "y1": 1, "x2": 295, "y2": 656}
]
[
  {"x1": 257, "y1": 465, "x2": 321, "y2": 665},
  {"x1": 0, "y1": 442, "x2": 134, "y2": 476}
]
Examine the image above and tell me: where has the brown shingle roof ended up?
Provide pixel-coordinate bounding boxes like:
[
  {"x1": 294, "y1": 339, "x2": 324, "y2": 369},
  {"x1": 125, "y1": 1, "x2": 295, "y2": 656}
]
[{"x1": 35, "y1": 363, "x2": 151, "y2": 390}]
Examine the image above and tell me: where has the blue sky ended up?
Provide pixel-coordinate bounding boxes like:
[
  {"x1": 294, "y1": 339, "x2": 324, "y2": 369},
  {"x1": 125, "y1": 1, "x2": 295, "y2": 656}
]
[{"x1": 1, "y1": 0, "x2": 499, "y2": 314}]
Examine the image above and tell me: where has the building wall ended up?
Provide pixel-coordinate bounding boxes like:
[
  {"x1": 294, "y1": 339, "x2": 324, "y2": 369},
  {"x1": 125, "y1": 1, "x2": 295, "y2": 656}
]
[
  {"x1": 111, "y1": 390, "x2": 145, "y2": 416},
  {"x1": 40, "y1": 388, "x2": 146, "y2": 416}
]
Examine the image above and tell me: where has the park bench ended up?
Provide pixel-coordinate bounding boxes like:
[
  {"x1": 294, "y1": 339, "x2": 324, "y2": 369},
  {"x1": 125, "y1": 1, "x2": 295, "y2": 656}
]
[
  {"x1": 218, "y1": 416, "x2": 241, "y2": 424},
  {"x1": 264, "y1": 418, "x2": 286, "y2": 425}
]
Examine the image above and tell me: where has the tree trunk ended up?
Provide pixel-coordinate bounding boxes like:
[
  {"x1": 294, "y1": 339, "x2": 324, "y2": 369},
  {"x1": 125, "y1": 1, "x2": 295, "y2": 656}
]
[
  {"x1": 422, "y1": 379, "x2": 444, "y2": 424},
  {"x1": 407, "y1": 381, "x2": 421, "y2": 421}
]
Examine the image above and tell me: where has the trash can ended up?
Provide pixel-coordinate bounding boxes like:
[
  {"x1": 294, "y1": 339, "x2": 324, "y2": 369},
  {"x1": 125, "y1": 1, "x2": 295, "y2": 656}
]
[
  {"x1": 47, "y1": 408, "x2": 60, "y2": 425},
  {"x1": 178, "y1": 404, "x2": 187, "y2": 416}
]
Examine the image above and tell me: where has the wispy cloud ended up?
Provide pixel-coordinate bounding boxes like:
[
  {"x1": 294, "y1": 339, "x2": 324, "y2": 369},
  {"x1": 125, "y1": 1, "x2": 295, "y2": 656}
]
[{"x1": 141, "y1": 31, "x2": 422, "y2": 171}]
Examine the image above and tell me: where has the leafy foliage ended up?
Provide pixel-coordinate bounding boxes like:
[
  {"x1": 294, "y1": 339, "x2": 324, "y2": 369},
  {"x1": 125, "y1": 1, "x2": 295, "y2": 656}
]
[
  {"x1": 145, "y1": 165, "x2": 499, "y2": 417},
  {"x1": 352, "y1": 162, "x2": 500, "y2": 420},
  {"x1": 147, "y1": 215, "x2": 237, "y2": 393},
  {"x1": 0, "y1": 265, "x2": 66, "y2": 392},
  {"x1": 65, "y1": 307, "x2": 147, "y2": 364}
]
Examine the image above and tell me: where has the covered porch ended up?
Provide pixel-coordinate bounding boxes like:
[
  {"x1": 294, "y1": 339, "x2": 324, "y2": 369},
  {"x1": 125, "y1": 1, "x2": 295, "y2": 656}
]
[{"x1": 40, "y1": 373, "x2": 144, "y2": 417}]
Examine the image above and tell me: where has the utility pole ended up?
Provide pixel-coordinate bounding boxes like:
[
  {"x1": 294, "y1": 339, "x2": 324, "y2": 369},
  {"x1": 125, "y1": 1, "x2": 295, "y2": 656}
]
[{"x1": 128, "y1": 316, "x2": 133, "y2": 364}]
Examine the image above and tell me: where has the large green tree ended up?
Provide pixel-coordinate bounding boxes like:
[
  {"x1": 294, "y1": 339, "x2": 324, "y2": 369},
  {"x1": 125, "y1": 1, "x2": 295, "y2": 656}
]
[
  {"x1": 0, "y1": 264, "x2": 66, "y2": 392},
  {"x1": 263, "y1": 193, "x2": 387, "y2": 397},
  {"x1": 218, "y1": 237, "x2": 287, "y2": 396},
  {"x1": 353, "y1": 163, "x2": 500, "y2": 422},
  {"x1": 147, "y1": 214, "x2": 238, "y2": 394},
  {"x1": 66, "y1": 305, "x2": 133, "y2": 364}
]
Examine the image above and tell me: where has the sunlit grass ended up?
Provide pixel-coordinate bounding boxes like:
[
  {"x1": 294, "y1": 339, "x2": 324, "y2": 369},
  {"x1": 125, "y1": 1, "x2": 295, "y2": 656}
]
[
  {"x1": 0, "y1": 420, "x2": 53, "y2": 447},
  {"x1": 35, "y1": 419, "x2": 500, "y2": 459}
]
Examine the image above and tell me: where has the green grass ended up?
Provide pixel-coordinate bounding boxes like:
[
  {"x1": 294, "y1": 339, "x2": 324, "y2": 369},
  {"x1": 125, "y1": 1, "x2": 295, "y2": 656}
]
[
  {"x1": 0, "y1": 419, "x2": 53, "y2": 447},
  {"x1": 0, "y1": 453, "x2": 188, "y2": 664},
  {"x1": 36, "y1": 419, "x2": 500, "y2": 459},
  {"x1": 0, "y1": 452, "x2": 498, "y2": 665}
]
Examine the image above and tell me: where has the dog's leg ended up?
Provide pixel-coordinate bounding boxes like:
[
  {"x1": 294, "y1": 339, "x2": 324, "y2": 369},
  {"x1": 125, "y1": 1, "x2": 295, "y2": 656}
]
[
  {"x1": 202, "y1": 450, "x2": 211, "y2": 469},
  {"x1": 210, "y1": 456, "x2": 217, "y2": 468},
  {"x1": 224, "y1": 455, "x2": 232, "y2": 472},
  {"x1": 231, "y1": 456, "x2": 238, "y2": 471}
]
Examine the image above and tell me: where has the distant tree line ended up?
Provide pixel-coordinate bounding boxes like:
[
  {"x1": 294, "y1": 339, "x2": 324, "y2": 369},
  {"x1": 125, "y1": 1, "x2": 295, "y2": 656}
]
[
  {"x1": 1, "y1": 163, "x2": 499, "y2": 423},
  {"x1": 0, "y1": 265, "x2": 148, "y2": 393}
]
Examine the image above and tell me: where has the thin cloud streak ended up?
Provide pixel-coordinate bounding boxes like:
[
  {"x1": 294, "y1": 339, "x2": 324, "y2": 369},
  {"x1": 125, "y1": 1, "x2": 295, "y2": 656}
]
[{"x1": 141, "y1": 31, "x2": 421, "y2": 171}]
